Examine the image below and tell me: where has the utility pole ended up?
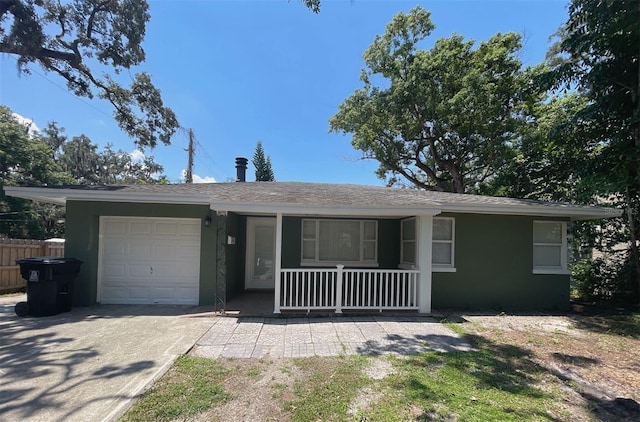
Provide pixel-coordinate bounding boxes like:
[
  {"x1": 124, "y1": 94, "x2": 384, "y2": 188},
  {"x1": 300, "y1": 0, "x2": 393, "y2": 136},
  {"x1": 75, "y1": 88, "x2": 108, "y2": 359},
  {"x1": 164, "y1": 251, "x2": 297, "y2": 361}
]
[{"x1": 185, "y1": 128, "x2": 194, "y2": 183}]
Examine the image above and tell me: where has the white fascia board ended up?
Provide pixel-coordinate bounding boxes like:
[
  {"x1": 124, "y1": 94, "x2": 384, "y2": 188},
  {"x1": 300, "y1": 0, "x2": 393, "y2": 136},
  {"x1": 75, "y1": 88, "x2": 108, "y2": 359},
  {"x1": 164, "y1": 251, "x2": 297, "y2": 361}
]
[
  {"x1": 210, "y1": 201, "x2": 442, "y2": 217},
  {"x1": 3, "y1": 186, "x2": 211, "y2": 206},
  {"x1": 3, "y1": 186, "x2": 67, "y2": 205},
  {"x1": 440, "y1": 203, "x2": 623, "y2": 220}
]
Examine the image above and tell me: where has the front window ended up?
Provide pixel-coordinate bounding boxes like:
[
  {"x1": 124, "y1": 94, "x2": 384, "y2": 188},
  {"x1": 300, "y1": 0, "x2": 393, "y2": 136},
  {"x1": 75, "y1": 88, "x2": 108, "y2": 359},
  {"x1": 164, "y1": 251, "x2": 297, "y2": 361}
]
[
  {"x1": 533, "y1": 221, "x2": 568, "y2": 273},
  {"x1": 302, "y1": 219, "x2": 377, "y2": 266}
]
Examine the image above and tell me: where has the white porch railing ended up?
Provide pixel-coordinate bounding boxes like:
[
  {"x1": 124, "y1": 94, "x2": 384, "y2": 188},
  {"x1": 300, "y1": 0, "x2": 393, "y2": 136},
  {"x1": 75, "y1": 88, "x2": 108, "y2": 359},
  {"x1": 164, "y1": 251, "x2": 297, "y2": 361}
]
[{"x1": 279, "y1": 266, "x2": 420, "y2": 313}]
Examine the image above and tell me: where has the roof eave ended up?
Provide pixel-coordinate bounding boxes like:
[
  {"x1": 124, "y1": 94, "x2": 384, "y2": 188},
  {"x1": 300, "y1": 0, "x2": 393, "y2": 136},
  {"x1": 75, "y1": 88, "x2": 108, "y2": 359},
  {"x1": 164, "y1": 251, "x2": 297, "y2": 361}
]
[
  {"x1": 3, "y1": 186, "x2": 211, "y2": 206},
  {"x1": 440, "y1": 203, "x2": 623, "y2": 220}
]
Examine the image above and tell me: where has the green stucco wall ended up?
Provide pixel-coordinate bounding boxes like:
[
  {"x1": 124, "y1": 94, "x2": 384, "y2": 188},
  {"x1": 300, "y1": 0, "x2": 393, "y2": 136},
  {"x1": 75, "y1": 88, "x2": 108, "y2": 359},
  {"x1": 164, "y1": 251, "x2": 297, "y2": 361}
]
[
  {"x1": 64, "y1": 202, "x2": 571, "y2": 311},
  {"x1": 65, "y1": 201, "x2": 218, "y2": 306},
  {"x1": 225, "y1": 212, "x2": 246, "y2": 300},
  {"x1": 431, "y1": 213, "x2": 570, "y2": 311}
]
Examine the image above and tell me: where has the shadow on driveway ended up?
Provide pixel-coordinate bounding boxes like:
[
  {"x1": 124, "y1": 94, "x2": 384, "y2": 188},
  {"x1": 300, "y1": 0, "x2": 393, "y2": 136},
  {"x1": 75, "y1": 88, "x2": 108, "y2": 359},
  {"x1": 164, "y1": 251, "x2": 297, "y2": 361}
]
[{"x1": 0, "y1": 295, "x2": 215, "y2": 422}]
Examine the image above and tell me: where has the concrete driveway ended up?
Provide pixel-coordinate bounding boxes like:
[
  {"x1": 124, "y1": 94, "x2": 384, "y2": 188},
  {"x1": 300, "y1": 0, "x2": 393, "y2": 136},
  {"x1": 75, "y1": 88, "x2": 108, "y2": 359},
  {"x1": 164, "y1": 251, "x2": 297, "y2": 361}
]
[{"x1": 0, "y1": 294, "x2": 215, "y2": 422}]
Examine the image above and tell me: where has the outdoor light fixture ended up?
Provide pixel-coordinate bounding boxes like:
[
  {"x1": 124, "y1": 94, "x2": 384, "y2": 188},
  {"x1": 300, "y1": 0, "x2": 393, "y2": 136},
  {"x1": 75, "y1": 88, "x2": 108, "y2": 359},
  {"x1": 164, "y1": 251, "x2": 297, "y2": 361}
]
[{"x1": 204, "y1": 216, "x2": 212, "y2": 227}]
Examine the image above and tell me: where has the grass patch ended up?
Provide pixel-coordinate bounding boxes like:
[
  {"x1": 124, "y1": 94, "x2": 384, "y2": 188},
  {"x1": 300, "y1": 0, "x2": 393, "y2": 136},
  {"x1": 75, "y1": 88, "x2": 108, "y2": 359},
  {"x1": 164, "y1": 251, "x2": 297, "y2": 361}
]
[
  {"x1": 272, "y1": 382, "x2": 288, "y2": 399},
  {"x1": 246, "y1": 365, "x2": 262, "y2": 378},
  {"x1": 120, "y1": 356, "x2": 232, "y2": 422},
  {"x1": 285, "y1": 355, "x2": 368, "y2": 422},
  {"x1": 585, "y1": 313, "x2": 640, "y2": 338},
  {"x1": 568, "y1": 312, "x2": 640, "y2": 338},
  {"x1": 442, "y1": 320, "x2": 467, "y2": 336},
  {"x1": 361, "y1": 337, "x2": 561, "y2": 421}
]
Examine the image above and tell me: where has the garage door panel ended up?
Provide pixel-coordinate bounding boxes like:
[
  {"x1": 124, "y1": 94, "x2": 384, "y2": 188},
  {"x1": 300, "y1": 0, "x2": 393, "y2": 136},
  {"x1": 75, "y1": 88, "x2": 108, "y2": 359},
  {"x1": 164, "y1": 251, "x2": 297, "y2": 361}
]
[
  {"x1": 103, "y1": 264, "x2": 126, "y2": 277},
  {"x1": 176, "y1": 243, "x2": 200, "y2": 257},
  {"x1": 99, "y1": 217, "x2": 201, "y2": 305},
  {"x1": 177, "y1": 265, "x2": 200, "y2": 278},
  {"x1": 127, "y1": 264, "x2": 153, "y2": 278},
  {"x1": 178, "y1": 222, "x2": 201, "y2": 236},
  {"x1": 130, "y1": 221, "x2": 152, "y2": 235},
  {"x1": 128, "y1": 286, "x2": 151, "y2": 301},
  {"x1": 102, "y1": 239, "x2": 128, "y2": 257},
  {"x1": 129, "y1": 241, "x2": 152, "y2": 259},
  {"x1": 104, "y1": 221, "x2": 127, "y2": 234},
  {"x1": 102, "y1": 286, "x2": 127, "y2": 301},
  {"x1": 155, "y1": 222, "x2": 179, "y2": 236},
  {"x1": 175, "y1": 287, "x2": 199, "y2": 301},
  {"x1": 151, "y1": 265, "x2": 177, "y2": 278}
]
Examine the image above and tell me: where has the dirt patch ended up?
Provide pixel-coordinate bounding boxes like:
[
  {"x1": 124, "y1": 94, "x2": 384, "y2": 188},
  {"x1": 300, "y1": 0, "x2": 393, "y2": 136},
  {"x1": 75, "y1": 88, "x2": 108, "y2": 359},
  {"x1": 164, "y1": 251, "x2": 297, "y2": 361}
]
[
  {"x1": 348, "y1": 356, "x2": 395, "y2": 416},
  {"x1": 461, "y1": 313, "x2": 640, "y2": 421},
  {"x1": 194, "y1": 358, "x2": 299, "y2": 422},
  {"x1": 364, "y1": 356, "x2": 395, "y2": 380}
]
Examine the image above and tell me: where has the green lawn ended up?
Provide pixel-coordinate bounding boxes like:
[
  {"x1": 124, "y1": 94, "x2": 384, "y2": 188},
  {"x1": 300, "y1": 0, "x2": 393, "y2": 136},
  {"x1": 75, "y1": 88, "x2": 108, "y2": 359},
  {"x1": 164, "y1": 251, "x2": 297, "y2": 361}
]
[
  {"x1": 121, "y1": 313, "x2": 640, "y2": 421},
  {"x1": 119, "y1": 356, "x2": 232, "y2": 422},
  {"x1": 122, "y1": 339, "x2": 566, "y2": 422}
]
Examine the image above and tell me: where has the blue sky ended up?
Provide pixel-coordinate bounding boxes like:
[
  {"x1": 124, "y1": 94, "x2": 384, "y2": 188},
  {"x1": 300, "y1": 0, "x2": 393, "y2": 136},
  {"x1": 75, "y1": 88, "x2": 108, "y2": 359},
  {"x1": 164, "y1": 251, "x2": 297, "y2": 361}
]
[{"x1": 0, "y1": 0, "x2": 569, "y2": 185}]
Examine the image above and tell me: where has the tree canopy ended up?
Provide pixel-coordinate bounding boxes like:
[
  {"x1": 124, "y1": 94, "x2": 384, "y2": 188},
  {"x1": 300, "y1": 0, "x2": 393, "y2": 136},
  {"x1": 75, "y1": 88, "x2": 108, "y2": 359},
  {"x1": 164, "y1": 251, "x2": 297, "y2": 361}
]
[
  {"x1": 545, "y1": 0, "x2": 640, "y2": 302},
  {"x1": 253, "y1": 141, "x2": 275, "y2": 182},
  {"x1": 0, "y1": 0, "x2": 178, "y2": 149},
  {"x1": 0, "y1": 105, "x2": 167, "y2": 238},
  {"x1": 330, "y1": 6, "x2": 529, "y2": 193}
]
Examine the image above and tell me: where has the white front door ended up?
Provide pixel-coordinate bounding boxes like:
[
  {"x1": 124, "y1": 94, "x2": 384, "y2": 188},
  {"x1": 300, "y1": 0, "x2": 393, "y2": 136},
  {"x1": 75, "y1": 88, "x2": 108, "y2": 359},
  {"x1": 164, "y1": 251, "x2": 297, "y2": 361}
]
[{"x1": 245, "y1": 217, "x2": 276, "y2": 289}]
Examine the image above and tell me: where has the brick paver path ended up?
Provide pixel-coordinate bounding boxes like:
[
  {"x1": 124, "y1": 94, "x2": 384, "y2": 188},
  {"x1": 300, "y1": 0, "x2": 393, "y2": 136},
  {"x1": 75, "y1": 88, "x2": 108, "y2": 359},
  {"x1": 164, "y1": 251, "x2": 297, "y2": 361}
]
[{"x1": 191, "y1": 315, "x2": 473, "y2": 359}]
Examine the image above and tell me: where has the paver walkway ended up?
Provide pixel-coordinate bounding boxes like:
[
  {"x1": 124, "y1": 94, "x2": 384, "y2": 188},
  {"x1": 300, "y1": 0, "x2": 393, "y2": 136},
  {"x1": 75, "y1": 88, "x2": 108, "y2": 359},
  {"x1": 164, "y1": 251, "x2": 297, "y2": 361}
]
[{"x1": 191, "y1": 315, "x2": 473, "y2": 359}]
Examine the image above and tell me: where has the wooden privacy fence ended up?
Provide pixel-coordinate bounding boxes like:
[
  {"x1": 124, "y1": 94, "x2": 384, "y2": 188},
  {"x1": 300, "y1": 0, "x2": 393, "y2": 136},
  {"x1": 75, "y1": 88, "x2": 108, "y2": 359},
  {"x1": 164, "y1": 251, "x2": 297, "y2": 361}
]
[{"x1": 0, "y1": 239, "x2": 65, "y2": 293}]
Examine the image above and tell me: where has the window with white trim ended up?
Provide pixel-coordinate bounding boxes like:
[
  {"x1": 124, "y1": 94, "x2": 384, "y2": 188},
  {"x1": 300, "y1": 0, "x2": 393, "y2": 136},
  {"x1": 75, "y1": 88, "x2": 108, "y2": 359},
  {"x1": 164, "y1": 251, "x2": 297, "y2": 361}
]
[
  {"x1": 400, "y1": 218, "x2": 416, "y2": 265},
  {"x1": 433, "y1": 217, "x2": 455, "y2": 269},
  {"x1": 301, "y1": 219, "x2": 377, "y2": 265},
  {"x1": 533, "y1": 221, "x2": 568, "y2": 273}
]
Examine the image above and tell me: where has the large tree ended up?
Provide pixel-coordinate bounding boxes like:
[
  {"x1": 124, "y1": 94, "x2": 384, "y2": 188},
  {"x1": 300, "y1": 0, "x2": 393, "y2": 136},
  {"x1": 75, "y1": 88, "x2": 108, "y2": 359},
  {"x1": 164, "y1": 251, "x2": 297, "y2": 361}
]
[
  {"x1": 481, "y1": 92, "x2": 593, "y2": 203},
  {"x1": 546, "y1": 0, "x2": 640, "y2": 302},
  {"x1": 0, "y1": 0, "x2": 178, "y2": 148},
  {"x1": 45, "y1": 124, "x2": 166, "y2": 185},
  {"x1": 0, "y1": 106, "x2": 71, "y2": 238},
  {"x1": 330, "y1": 6, "x2": 529, "y2": 193}
]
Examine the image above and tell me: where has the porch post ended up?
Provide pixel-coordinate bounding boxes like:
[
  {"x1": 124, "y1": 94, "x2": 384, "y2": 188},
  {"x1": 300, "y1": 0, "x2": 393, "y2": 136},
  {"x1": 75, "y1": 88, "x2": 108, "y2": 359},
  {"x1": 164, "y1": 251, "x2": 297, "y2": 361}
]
[
  {"x1": 417, "y1": 214, "x2": 433, "y2": 314},
  {"x1": 335, "y1": 264, "x2": 344, "y2": 314},
  {"x1": 273, "y1": 212, "x2": 283, "y2": 314}
]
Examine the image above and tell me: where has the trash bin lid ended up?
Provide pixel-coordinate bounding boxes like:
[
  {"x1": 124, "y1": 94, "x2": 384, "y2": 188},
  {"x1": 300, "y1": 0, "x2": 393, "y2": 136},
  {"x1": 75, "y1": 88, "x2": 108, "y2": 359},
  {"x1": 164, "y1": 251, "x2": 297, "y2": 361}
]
[{"x1": 16, "y1": 257, "x2": 83, "y2": 265}]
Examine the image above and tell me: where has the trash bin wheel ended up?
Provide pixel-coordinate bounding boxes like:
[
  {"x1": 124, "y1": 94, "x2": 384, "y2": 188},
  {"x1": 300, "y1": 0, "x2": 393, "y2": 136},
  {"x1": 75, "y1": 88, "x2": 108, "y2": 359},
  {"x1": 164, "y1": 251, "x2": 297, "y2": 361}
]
[{"x1": 15, "y1": 301, "x2": 29, "y2": 317}]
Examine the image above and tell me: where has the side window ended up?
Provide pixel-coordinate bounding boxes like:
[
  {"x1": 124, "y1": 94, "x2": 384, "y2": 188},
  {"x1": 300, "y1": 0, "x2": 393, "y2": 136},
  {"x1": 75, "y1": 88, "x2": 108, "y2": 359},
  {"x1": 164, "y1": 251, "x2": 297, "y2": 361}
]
[
  {"x1": 400, "y1": 218, "x2": 416, "y2": 266},
  {"x1": 433, "y1": 217, "x2": 455, "y2": 269},
  {"x1": 533, "y1": 221, "x2": 568, "y2": 273}
]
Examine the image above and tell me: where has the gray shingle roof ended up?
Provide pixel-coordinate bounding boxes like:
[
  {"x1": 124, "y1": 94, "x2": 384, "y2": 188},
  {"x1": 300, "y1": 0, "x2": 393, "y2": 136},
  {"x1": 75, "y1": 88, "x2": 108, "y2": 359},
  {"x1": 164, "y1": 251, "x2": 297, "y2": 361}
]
[{"x1": 12, "y1": 181, "x2": 620, "y2": 219}]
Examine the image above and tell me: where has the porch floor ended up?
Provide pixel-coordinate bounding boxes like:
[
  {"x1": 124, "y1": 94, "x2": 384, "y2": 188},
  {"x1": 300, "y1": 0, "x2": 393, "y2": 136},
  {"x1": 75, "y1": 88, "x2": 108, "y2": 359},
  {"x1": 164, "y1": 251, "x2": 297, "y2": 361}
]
[
  {"x1": 223, "y1": 291, "x2": 274, "y2": 315},
  {"x1": 222, "y1": 291, "x2": 438, "y2": 317}
]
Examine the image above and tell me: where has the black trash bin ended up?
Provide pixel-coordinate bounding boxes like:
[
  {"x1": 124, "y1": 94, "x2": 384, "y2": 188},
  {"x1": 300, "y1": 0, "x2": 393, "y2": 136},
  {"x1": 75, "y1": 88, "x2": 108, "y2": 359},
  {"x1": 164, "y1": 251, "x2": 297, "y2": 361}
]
[{"x1": 15, "y1": 257, "x2": 83, "y2": 317}]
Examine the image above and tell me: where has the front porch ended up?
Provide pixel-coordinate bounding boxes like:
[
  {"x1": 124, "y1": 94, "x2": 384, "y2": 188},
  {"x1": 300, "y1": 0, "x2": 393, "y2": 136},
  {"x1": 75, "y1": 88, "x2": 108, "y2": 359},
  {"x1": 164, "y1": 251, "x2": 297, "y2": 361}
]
[{"x1": 222, "y1": 212, "x2": 437, "y2": 315}]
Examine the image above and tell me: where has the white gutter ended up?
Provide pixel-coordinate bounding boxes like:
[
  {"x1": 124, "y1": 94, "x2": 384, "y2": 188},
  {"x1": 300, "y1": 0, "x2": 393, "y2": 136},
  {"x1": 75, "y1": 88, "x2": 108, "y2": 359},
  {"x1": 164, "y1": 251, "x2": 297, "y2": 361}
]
[
  {"x1": 439, "y1": 202, "x2": 624, "y2": 220},
  {"x1": 3, "y1": 186, "x2": 211, "y2": 206}
]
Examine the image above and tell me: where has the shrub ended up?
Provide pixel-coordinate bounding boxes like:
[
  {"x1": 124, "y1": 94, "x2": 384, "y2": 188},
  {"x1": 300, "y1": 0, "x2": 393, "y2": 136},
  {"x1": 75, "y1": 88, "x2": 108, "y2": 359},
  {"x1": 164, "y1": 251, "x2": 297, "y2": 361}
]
[{"x1": 571, "y1": 257, "x2": 636, "y2": 304}]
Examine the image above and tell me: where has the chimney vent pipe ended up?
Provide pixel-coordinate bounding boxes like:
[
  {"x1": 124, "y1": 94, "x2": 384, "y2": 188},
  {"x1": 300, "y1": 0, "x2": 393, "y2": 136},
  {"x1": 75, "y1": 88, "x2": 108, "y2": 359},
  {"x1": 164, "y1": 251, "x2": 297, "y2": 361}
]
[{"x1": 235, "y1": 157, "x2": 248, "y2": 182}]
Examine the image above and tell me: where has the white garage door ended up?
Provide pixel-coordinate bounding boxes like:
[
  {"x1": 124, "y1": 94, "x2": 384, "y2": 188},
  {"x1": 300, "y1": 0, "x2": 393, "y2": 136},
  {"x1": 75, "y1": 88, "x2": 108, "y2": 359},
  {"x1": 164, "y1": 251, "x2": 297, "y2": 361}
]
[{"x1": 99, "y1": 217, "x2": 201, "y2": 305}]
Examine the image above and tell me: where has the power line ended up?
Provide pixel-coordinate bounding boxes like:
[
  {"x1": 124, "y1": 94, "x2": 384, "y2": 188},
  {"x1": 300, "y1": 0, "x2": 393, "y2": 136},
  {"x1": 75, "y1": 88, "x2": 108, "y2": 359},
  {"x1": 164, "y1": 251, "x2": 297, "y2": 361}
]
[{"x1": 5, "y1": 56, "x2": 114, "y2": 120}]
